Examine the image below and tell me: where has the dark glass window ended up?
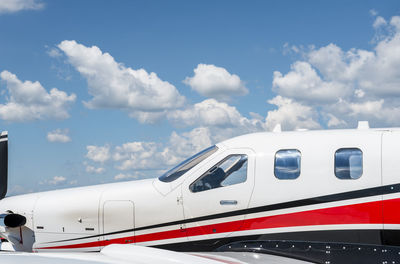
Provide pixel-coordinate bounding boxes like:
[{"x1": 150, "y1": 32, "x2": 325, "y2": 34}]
[
  {"x1": 335, "y1": 148, "x2": 363, "y2": 179},
  {"x1": 158, "y1": 146, "x2": 218, "y2": 183},
  {"x1": 190, "y1": 154, "x2": 248, "y2": 193},
  {"x1": 274, "y1": 149, "x2": 301, "y2": 179}
]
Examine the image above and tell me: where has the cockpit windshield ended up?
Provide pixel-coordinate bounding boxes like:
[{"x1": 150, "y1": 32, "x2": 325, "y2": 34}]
[{"x1": 158, "y1": 145, "x2": 218, "y2": 183}]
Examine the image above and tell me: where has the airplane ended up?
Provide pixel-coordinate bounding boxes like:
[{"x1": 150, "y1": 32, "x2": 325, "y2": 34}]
[{"x1": 1, "y1": 121, "x2": 400, "y2": 263}]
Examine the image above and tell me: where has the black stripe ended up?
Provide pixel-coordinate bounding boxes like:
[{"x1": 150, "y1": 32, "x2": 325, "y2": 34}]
[
  {"x1": 47, "y1": 183, "x2": 400, "y2": 244},
  {"x1": 216, "y1": 239, "x2": 400, "y2": 264},
  {"x1": 157, "y1": 229, "x2": 400, "y2": 252},
  {"x1": 0, "y1": 135, "x2": 7, "y2": 139},
  {"x1": 155, "y1": 229, "x2": 399, "y2": 251}
]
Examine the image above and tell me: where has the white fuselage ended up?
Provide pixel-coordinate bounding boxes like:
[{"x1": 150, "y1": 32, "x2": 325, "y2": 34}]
[{"x1": 1, "y1": 127, "x2": 400, "y2": 252}]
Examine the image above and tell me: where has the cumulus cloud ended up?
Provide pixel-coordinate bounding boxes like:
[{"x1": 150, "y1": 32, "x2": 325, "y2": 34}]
[
  {"x1": 40, "y1": 176, "x2": 67, "y2": 186},
  {"x1": 169, "y1": 99, "x2": 246, "y2": 127},
  {"x1": 113, "y1": 142, "x2": 159, "y2": 170},
  {"x1": 85, "y1": 165, "x2": 105, "y2": 174},
  {"x1": 114, "y1": 173, "x2": 141, "y2": 181},
  {"x1": 0, "y1": 71, "x2": 76, "y2": 122},
  {"x1": 47, "y1": 129, "x2": 71, "y2": 143},
  {"x1": 168, "y1": 99, "x2": 265, "y2": 141},
  {"x1": 0, "y1": 0, "x2": 43, "y2": 14},
  {"x1": 390, "y1": 16, "x2": 400, "y2": 32},
  {"x1": 84, "y1": 127, "x2": 213, "y2": 177},
  {"x1": 369, "y1": 9, "x2": 378, "y2": 17},
  {"x1": 264, "y1": 96, "x2": 320, "y2": 131},
  {"x1": 373, "y1": 16, "x2": 387, "y2": 29},
  {"x1": 273, "y1": 60, "x2": 349, "y2": 103},
  {"x1": 110, "y1": 129, "x2": 211, "y2": 172},
  {"x1": 47, "y1": 47, "x2": 62, "y2": 58},
  {"x1": 165, "y1": 127, "x2": 213, "y2": 163},
  {"x1": 86, "y1": 145, "x2": 110, "y2": 163},
  {"x1": 184, "y1": 64, "x2": 248, "y2": 100},
  {"x1": 57, "y1": 40, "x2": 185, "y2": 123},
  {"x1": 271, "y1": 15, "x2": 400, "y2": 128}
]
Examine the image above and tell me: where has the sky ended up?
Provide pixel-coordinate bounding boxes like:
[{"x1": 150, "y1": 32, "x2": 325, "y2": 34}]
[{"x1": 0, "y1": 0, "x2": 400, "y2": 195}]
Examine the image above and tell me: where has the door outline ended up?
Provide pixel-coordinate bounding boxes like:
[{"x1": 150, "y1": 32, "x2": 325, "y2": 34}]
[
  {"x1": 181, "y1": 148, "x2": 256, "y2": 242},
  {"x1": 102, "y1": 200, "x2": 135, "y2": 246}
]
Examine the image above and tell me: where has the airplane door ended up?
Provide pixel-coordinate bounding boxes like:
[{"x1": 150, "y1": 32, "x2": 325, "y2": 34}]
[
  {"x1": 103, "y1": 200, "x2": 134, "y2": 246},
  {"x1": 181, "y1": 148, "x2": 255, "y2": 244}
]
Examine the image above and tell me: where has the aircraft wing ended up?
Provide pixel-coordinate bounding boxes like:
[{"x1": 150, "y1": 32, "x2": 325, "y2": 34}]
[{"x1": 0, "y1": 244, "x2": 313, "y2": 264}]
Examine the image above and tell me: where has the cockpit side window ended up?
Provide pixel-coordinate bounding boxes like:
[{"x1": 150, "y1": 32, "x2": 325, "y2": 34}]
[
  {"x1": 190, "y1": 154, "x2": 248, "y2": 193},
  {"x1": 158, "y1": 146, "x2": 218, "y2": 183}
]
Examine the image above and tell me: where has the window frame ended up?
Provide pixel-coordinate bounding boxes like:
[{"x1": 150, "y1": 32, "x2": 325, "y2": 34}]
[
  {"x1": 189, "y1": 154, "x2": 248, "y2": 193},
  {"x1": 274, "y1": 149, "x2": 302, "y2": 180},
  {"x1": 334, "y1": 147, "x2": 363, "y2": 180},
  {"x1": 158, "y1": 145, "x2": 218, "y2": 183}
]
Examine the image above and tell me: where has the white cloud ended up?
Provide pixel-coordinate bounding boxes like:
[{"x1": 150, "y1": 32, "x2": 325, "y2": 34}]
[
  {"x1": 128, "y1": 111, "x2": 166, "y2": 124},
  {"x1": 57, "y1": 40, "x2": 185, "y2": 123},
  {"x1": 41, "y1": 176, "x2": 66, "y2": 186},
  {"x1": 0, "y1": 0, "x2": 43, "y2": 14},
  {"x1": 166, "y1": 127, "x2": 212, "y2": 162},
  {"x1": 264, "y1": 96, "x2": 320, "y2": 131},
  {"x1": 85, "y1": 127, "x2": 213, "y2": 174},
  {"x1": 168, "y1": 99, "x2": 266, "y2": 141},
  {"x1": 114, "y1": 173, "x2": 139, "y2": 181},
  {"x1": 85, "y1": 165, "x2": 105, "y2": 174},
  {"x1": 273, "y1": 61, "x2": 349, "y2": 104},
  {"x1": 369, "y1": 9, "x2": 378, "y2": 17},
  {"x1": 373, "y1": 16, "x2": 387, "y2": 29},
  {"x1": 183, "y1": 64, "x2": 248, "y2": 100},
  {"x1": 47, "y1": 47, "x2": 62, "y2": 58},
  {"x1": 169, "y1": 98, "x2": 263, "y2": 129},
  {"x1": 354, "y1": 89, "x2": 365, "y2": 98},
  {"x1": 47, "y1": 129, "x2": 71, "y2": 143},
  {"x1": 113, "y1": 142, "x2": 159, "y2": 170},
  {"x1": 0, "y1": 71, "x2": 76, "y2": 122},
  {"x1": 169, "y1": 99, "x2": 243, "y2": 127},
  {"x1": 348, "y1": 99, "x2": 384, "y2": 116},
  {"x1": 271, "y1": 16, "x2": 400, "y2": 128},
  {"x1": 390, "y1": 16, "x2": 400, "y2": 32},
  {"x1": 86, "y1": 145, "x2": 110, "y2": 163}
]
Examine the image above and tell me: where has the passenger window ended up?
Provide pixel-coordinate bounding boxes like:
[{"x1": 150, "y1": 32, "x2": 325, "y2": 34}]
[
  {"x1": 335, "y1": 148, "x2": 362, "y2": 179},
  {"x1": 190, "y1": 155, "x2": 248, "y2": 193},
  {"x1": 274, "y1": 149, "x2": 301, "y2": 179}
]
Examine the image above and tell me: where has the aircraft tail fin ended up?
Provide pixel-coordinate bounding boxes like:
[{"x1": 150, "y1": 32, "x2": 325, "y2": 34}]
[{"x1": 0, "y1": 131, "x2": 8, "y2": 199}]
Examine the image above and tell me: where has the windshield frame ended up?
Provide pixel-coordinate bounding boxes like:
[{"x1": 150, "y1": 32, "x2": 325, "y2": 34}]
[{"x1": 158, "y1": 145, "x2": 218, "y2": 183}]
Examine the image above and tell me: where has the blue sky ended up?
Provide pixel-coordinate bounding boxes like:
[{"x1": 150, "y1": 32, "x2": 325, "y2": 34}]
[{"x1": 0, "y1": 0, "x2": 399, "y2": 195}]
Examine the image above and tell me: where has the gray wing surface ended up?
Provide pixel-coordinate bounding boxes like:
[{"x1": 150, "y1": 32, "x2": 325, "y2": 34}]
[{"x1": 0, "y1": 244, "x2": 313, "y2": 264}]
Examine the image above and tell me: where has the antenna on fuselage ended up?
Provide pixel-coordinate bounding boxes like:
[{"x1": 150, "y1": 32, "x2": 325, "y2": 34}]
[
  {"x1": 357, "y1": 121, "x2": 369, "y2": 130},
  {"x1": 0, "y1": 131, "x2": 8, "y2": 199},
  {"x1": 273, "y1": 124, "x2": 282, "y2": 133}
]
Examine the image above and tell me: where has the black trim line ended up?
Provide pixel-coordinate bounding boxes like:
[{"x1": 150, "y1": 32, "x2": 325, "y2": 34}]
[
  {"x1": 155, "y1": 229, "x2": 387, "y2": 252},
  {"x1": 48, "y1": 183, "x2": 400, "y2": 244}
]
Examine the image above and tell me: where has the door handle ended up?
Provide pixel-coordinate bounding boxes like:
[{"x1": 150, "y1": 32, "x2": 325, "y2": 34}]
[{"x1": 220, "y1": 200, "x2": 238, "y2": 205}]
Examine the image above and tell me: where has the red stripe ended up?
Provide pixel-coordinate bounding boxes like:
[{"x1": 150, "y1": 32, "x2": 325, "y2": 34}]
[
  {"x1": 383, "y1": 198, "x2": 400, "y2": 224},
  {"x1": 242, "y1": 199, "x2": 382, "y2": 231},
  {"x1": 37, "y1": 198, "x2": 400, "y2": 250}
]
